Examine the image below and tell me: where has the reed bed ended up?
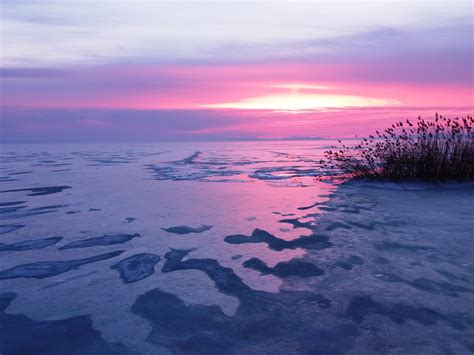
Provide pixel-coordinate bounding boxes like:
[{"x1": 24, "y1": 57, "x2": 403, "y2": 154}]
[{"x1": 324, "y1": 114, "x2": 474, "y2": 181}]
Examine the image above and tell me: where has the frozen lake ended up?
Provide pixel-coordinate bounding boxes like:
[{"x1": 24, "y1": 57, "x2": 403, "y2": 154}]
[{"x1": 0, "y1": 141, "x2": 473, "y2": 354}]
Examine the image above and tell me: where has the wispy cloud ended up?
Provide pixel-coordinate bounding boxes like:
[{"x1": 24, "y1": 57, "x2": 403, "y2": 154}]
[{"x1": 1, "y1": 1, "x2": 471, "y2": 66}]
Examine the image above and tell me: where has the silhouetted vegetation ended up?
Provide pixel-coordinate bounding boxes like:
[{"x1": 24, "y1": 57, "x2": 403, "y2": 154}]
[{"x1": 324, "y1": 114, "x2": 474, "y2": 181}]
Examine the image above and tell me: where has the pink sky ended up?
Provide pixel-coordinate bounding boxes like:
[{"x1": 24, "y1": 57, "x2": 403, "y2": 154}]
[
  {"x1": 0, "y1": 2, "x2": 472, "y2": 142},
  {"x1": 2, "y1": 63, "x2": 472, "y2": 109}
]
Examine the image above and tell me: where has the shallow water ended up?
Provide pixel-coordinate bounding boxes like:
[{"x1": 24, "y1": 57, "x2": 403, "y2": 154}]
[{"x1": 0, "y1": 141, "x2": 473, "y2": 354}]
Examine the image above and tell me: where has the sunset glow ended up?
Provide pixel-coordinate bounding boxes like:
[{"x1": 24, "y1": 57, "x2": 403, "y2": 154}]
[
  {"x1": 0, "y1": 1, "x2": 472, "y2": 141},
  {"x1": 204, "y1": 84, "x2": 399, "y2": 110}
]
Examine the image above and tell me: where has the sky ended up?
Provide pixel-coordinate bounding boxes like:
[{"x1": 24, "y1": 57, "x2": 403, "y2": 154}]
[{"x1": 0, "y1": 0, "x2": 473, "y2": 142}]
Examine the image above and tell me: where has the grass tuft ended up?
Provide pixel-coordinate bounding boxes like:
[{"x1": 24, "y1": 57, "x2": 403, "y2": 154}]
[{"x1": 323, "y1": 114, "x2": 474, "y2": 181}]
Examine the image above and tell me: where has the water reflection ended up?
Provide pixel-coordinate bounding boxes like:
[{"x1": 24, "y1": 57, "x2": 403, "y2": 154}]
[
  {"x1": 0, "y1": 141, "x2": 338, "y2": 350},
  {"x1": 1, "y1": 141, "x2": 471, "y2": 353}
]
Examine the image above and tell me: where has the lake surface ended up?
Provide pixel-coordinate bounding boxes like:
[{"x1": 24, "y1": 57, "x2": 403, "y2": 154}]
[{"x1": 0, "y1": 141, "x2": 473, "y2": 354}]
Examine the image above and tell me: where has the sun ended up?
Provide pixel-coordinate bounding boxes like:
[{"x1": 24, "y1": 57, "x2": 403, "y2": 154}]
[{"x1": 202, "y1": 83, "x2": 399, "y2": 111}]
